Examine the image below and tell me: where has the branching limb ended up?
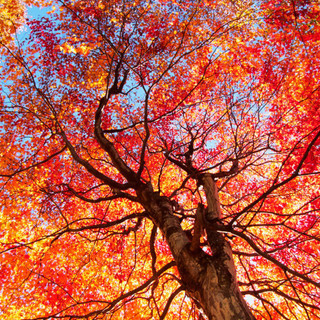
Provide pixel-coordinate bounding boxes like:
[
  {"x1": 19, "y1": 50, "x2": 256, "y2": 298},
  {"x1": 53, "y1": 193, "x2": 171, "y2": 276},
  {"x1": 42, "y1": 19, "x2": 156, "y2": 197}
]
[
  {"x1": 59, "y1": 128, "x2": 129, "y2": 190},
  {"x1": 26, "y1": 261, "x2": 176, "y2": 320},
  {"x1": 229, "y1": 129, "x2": 320, "y2": 225},
  {"x1": 0, "y1": 146, "x2": 67, "y2": 178},
  {"x1": 214, "y1": 224, "x2": 320, "y2": 290},
  {"x1": 160, "y1": 286, "x2": 184, "y2": 320},
  {"x1": 0, "y1": 213, "x2": 146, "y2": 254}
]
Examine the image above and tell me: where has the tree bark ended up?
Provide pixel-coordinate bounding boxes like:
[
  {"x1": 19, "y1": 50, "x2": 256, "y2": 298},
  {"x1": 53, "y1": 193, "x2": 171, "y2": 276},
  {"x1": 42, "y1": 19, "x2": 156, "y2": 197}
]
[{"x1": 137, "y1": 179, "x2": 255, "y2": 320}]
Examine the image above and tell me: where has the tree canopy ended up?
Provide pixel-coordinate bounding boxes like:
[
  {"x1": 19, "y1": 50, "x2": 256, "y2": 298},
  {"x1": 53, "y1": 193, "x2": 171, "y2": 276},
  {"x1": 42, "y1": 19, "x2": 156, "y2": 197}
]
[{"x1": 1, "y1": 0, "x2": 320, "y2": 319}]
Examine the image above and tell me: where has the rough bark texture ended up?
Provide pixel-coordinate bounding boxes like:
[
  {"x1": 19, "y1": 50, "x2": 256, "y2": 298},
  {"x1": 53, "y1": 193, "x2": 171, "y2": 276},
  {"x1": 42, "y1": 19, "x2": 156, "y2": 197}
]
[{"x1": 137, "y1": 177, "x2": 255, "y2": 320}]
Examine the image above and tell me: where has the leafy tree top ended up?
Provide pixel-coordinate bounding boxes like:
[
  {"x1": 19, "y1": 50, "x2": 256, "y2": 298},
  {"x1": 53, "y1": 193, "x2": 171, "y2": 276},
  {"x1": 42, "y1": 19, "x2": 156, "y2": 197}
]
[{"x1": 1, "y1": 0, "x2": 320, "y2": 319}]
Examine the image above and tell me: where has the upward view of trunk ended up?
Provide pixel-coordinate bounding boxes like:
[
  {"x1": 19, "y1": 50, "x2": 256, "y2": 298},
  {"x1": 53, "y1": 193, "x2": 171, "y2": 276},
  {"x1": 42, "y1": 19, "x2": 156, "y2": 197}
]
[{"x1": 137, "y1": 174, "x2": 255, "y2": 320}]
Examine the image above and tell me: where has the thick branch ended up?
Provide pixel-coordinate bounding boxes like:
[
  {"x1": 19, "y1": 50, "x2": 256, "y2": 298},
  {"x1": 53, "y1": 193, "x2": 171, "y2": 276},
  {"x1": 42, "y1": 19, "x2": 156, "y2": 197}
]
[
  {"x1": 199, "y1": 173, "x2": 222, "y2": 221},
  {"x1": 59, "y1": 129, "x2": 129, "y2": 190},
  {"x1": 94, "y1": 95, "x2": 139, "y2": 184},
  {"x1": 150, "y1": 225, "x2": 158, "y2": 276},
  {"x1": 65, "y1": 185, "x2": 138, "y2": 203},
  {"x1": 190, "y1": 204, "x2": 205, "y2": 253}
]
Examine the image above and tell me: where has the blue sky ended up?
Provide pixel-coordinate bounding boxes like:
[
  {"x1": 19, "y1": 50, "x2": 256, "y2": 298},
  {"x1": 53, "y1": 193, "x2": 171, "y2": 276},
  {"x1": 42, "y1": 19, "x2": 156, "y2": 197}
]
[{"x1": 26, "y1": 3, "x2": 53, "y2": 20}]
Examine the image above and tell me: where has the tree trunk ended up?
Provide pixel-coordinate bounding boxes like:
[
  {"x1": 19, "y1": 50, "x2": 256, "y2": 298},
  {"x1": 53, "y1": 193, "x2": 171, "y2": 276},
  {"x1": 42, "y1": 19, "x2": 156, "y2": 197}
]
[{"x1": 137, "y1": 178, "x2": 255, "y2": 320}]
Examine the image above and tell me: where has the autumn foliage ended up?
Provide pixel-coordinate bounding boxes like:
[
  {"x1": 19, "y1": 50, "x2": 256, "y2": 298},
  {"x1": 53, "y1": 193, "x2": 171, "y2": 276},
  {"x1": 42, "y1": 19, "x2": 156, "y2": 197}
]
[{"x1": 1, "y1": 0, "x2": 320, "y2": 319}]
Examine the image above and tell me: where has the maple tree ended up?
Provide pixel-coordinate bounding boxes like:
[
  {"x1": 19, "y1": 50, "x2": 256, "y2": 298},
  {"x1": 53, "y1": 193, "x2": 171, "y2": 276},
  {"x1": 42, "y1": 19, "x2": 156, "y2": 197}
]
[{"x1": 1, "y1": 0, "x2": 320, "y2": 319}]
